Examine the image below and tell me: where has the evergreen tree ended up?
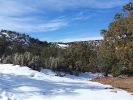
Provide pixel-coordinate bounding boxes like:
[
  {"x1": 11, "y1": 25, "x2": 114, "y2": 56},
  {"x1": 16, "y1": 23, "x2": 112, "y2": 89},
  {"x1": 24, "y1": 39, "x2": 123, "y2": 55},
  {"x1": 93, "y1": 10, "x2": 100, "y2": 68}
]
[{"x1": 101, "y1": 3, "x2": 133, "y2": 76}]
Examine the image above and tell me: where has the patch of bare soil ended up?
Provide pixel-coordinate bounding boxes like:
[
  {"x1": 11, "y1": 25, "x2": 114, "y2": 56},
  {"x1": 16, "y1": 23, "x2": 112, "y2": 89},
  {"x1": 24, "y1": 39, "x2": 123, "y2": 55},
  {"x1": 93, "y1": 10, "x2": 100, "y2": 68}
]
[{"x1": 92, "y1": 77, "x2": 133, "y2": 93}]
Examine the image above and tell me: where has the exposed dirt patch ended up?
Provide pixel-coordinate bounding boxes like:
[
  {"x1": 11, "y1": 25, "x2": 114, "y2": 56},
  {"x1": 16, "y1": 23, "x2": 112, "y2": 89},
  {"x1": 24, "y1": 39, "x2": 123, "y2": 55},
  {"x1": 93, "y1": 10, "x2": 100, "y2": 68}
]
[{"x1": 92, "y1": 77, "x2": 133, "y2": 93}]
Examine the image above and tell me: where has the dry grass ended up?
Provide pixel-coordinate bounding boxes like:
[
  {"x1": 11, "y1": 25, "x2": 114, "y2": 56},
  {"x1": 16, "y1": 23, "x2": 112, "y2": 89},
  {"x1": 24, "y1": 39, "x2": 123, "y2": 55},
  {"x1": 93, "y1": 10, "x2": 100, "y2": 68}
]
[
  {"x1": 92, "y1": 77, "x2": 133, "y2": 94},
  {"x1": 30, "y1": 72, "x2": 36, "y2": 77}
]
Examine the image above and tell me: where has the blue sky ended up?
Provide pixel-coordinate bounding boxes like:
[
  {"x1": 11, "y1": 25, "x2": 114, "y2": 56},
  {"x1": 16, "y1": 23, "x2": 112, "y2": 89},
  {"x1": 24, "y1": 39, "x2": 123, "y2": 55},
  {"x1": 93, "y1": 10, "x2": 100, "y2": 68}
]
[{"x1": 0, "y1": 0, "x2": 132, "y2": 42}]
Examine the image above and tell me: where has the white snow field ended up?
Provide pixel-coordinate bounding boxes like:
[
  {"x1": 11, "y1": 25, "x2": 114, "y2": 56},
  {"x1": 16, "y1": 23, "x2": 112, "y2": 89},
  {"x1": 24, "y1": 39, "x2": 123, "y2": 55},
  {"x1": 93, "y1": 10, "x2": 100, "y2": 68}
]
[{"x1": 0, "y1": 64, "x2": 133, "y2": 100}]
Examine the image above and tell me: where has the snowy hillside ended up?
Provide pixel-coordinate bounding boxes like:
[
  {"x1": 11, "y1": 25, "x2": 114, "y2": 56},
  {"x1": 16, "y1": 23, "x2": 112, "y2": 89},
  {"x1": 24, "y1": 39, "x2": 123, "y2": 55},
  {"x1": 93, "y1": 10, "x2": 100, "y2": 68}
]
[
  {"x1": 51, "y1": 40, "x2": 102, "y2": 49},
  {"x1": 0, "y1": 30, "x2": 30, "y2": 45},
  {"x1": 0, "y1": 64, "x2": 133, "y2": 100},
  {"x1": 0, "y1": 30, "x2": 46, "y2": 46}
]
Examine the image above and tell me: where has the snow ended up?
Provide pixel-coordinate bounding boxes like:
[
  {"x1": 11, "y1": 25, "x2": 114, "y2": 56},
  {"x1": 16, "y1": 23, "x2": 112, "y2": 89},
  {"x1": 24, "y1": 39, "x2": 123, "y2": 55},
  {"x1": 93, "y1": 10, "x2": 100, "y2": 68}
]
[
  {"x1": 0, "y1": 64, "x2": 133, "y2": 100},
  {"x1": 1, "y1": 32, "x2": 9, "y2": 37},
  {"x1": 57, "y1": 44, "x2": 69, "y2": 48},
  {"x1": 0, "y1": 32, "x2": 30, "y2": 45}
]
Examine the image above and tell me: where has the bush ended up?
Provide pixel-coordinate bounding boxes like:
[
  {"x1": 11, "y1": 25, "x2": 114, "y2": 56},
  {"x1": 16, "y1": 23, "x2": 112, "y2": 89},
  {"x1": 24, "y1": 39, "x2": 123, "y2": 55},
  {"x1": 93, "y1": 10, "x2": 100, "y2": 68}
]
[{"x1": 111, "y1": 66, "x2": 121, "y2": 77}]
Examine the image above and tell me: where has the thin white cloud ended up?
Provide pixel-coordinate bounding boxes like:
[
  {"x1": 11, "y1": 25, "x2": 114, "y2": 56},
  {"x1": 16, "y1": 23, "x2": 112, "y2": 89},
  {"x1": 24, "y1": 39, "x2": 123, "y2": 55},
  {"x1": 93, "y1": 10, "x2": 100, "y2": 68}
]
[
  {"x1": 0, "y1": 0, "x2": 38, "y2": 16},
  {"x1": 0, "y1": 16, "x2": 68, "y2": 32},
  {"x1": 0, "y1": 0, "x2": 130, "y2": 32},
  {"x1": 0, "y1": 0, "x2": 70, "y2": 32},
  {"x1": 0, "y1": 0, "x2": 129, "y2": 15},
  {"x1": 35, "y1": 0, "x2": 130, "y2": 10},
  {"x1": 37, "y1": 19, "x2": 68, "y2": 32}
]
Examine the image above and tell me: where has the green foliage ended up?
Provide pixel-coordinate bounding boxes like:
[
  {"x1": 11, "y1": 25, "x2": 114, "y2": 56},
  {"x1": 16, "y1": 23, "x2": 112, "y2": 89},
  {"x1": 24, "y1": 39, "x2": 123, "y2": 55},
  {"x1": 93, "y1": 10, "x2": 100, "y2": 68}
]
[
  {"x1": 114, "y1": 13, "x2": 122, "y2": 21},
  {"x1": 123, "y1": 2, "x2": 133, "y2": 16},
  {"x1": 123, "y1": 2, "x2": 133, "y2": 11},
  {"x1": 0, "y1": 37, "x2": 10, "y2": 57},
  {"x1": 100, "y1": 29, "x2": 107, "y2": 36},
  {"x1": 100, "y1": 2, "x2": 133, "y2": 76},
  {"x1": 111, "y1": 65, "x2": 121, "y2": 77}
]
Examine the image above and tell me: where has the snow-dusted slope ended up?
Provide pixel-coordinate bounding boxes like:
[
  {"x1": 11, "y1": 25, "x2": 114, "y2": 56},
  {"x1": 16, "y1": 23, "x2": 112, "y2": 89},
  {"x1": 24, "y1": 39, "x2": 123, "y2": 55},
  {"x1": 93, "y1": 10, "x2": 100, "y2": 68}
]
[
  {"x1": 0, "y1": 64, "x2": 133, "y2": 100},
  {"x1": 0, "y1": 30, "x2": 45, "y2": 46},
  {"x1": 0, "y1": 31, "x2": 30, "y2": 45}
]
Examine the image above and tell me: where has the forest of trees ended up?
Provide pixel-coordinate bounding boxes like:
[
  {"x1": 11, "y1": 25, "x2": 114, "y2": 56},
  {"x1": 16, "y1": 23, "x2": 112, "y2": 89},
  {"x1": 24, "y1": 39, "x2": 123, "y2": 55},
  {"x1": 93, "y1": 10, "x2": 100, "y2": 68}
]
[{"x1": 0, "y1": 2, "x2": 133, "y2": 76}]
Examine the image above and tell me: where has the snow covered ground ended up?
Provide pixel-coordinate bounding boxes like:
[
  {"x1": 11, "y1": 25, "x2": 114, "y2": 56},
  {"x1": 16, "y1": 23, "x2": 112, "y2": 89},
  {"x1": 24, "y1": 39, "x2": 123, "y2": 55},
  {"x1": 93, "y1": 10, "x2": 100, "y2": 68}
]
[{"x1": 0, "y1": 64, "x2": 133, "y2": 100}]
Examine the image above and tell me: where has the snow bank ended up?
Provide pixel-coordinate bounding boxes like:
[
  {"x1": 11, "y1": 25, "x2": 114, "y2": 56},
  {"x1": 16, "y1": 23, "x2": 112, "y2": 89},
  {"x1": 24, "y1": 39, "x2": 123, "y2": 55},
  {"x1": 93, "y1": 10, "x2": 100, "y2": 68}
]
[{"x1": 0, "y1": 64, "x2": 132, "y2": 100}]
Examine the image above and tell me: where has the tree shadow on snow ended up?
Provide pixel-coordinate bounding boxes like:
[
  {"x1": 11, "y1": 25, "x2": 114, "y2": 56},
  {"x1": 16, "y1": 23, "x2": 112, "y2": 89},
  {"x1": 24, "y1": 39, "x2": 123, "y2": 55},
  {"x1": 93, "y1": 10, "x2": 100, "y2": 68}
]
[{"x1": 0, "y1": 73, "x2": 106, "y2": 97}]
